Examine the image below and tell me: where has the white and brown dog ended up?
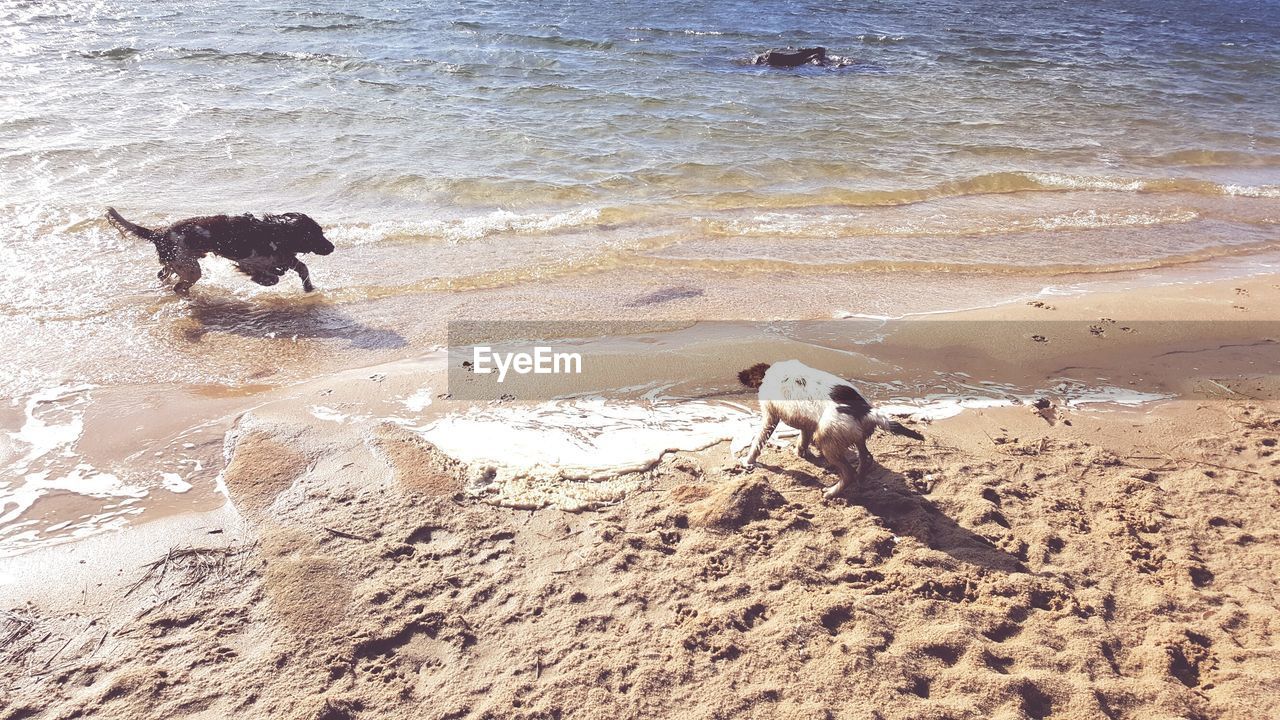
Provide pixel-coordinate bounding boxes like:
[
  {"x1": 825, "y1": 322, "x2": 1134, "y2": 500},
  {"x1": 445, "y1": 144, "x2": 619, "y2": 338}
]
[{"x1": 738, "y1": 360, "x2": 924, "y2": 498}]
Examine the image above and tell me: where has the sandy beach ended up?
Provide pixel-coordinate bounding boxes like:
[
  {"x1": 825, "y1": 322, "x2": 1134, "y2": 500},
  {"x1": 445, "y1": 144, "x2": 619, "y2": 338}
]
[{"x1": 2, "y1": 275, "x2": 1277, "y2": 720}]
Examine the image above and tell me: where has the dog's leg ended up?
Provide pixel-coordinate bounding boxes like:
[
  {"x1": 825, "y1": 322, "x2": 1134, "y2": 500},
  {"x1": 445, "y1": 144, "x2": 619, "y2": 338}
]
[
  {"x1": 820, "y1": 444, "x2": 859, "y2": 499},
  {"x1": 171, "y1": 259, "x2": 201, "y2": 296},
  {"x1": 796, "y1": 428, "x2": 814, "y2": 460},
  {"x1": 292, "y1": 259, "x2": 314, "y2": 292},
  {"x1": 854, "y1": 437, "x2": 874, "y2": 477},
  {"x1": 744, "y1": 407, "x2": 779, "y2": 467}
]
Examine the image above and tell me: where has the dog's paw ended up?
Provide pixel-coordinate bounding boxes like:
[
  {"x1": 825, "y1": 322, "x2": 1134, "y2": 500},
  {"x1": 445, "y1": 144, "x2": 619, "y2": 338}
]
[{"x1": 822, "y1": 483, "x2": 846, "y2": 500}]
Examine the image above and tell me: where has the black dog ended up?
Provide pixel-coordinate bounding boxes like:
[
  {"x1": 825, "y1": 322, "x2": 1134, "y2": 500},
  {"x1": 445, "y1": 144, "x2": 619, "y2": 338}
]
[{"x1": 106, "y1": 208, "x2": 334, "y2": 295}]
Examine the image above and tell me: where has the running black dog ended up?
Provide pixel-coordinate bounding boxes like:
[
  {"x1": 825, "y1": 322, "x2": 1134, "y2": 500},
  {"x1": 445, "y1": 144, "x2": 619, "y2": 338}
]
[{"x1": 106, "y1": 208, "x2": 334, "y2": 295}]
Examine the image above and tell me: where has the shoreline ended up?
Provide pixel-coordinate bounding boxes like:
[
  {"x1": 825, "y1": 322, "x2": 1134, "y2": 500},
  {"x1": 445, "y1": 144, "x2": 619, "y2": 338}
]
[{"x1": 3, "y1": 271, "x2": 1278, "y2": 560}]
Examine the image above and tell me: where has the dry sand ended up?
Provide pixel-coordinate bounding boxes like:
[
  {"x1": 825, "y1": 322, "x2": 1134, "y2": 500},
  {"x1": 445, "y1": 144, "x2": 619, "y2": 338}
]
[{"x1": 2, "y1": 277, "x2": 1278, "y2": 720}]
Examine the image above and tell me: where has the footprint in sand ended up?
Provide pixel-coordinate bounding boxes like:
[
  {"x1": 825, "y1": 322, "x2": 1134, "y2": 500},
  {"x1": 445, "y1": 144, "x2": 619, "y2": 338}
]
[
  {"x1": 1235, "y1": 288, "x2": 1249, "y2": 296},
  {"x1": 1099, "y1": 317, "x2": 1116, "y2": 324},
  {"x1": 1089, "y1": 325, "x2": 1105, "y2": 337},
  {"x1": 1031, "y1": 334, "x2": 1048, "y2": 343},
  {"x1": 1027, "y1": 301, "x2": 1055, "y2": 310}
]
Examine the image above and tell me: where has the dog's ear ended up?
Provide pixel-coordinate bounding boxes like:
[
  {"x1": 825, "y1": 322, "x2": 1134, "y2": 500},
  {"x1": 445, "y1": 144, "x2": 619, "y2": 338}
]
[
  {"x1": 738, "y1": 363, "x2": 771, "y2": 389},
  {"x1": 276, "y1": 213, "x2": 334, "y2": 256}
]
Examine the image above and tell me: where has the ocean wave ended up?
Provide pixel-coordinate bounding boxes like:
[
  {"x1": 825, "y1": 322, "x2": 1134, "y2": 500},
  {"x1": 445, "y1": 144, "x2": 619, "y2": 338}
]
[
  {"x1": 325, "y1": 207, "x2": 603, "y2": 246},
  {"x1": 624, "y1": 26, "x2": 751, "y2": 39},
  {"x1": 631, "y1": 239, "x2": 1280, "y2": 278},
  {"x1": 79, "y1": 47, "x2": 140, "y2": 60},
  {"x1": 691, "y1": 172, "x2": 1280, "y2": 211},
  {"x1": 279, "y1": 23, "x2": 364, "y2": 32},
  {"x1": 490, "y1": 32, "x2": 615, "y2": 51},
  {"x1": 853, "y1": 33, "x2": 909, "y2": 44},
  {"x1": 1024, "y1": 173, "x2": 1147, "y2": 192},
  {"x1": 1220, "y1": 184, "x2": 1280, "y2": 198},
  {"x1": 330, "y1": 236, "x2": 1280, "y2": 301},
  {"x1": 1151, "y1": 149, "x2": 1280, "y2": 167},
  {"x1": 161, "y1": 46, "x2": 373, "y2": 70},
  {"x1": 704, "y1": 207, "x2": 1203, "y2": 239}
]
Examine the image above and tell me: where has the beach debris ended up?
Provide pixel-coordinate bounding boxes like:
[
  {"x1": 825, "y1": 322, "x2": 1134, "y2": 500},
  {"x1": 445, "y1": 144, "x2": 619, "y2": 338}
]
[
  {"x1": 323, "y1": 526, "x2": 372, "y2": 542},
  {"x1": 1, "y1": 609, "x2": 36, "y2": 655},
  {"x1": 1204, "y1": 378, "x2": 1238, "y2": 396},
  {"x1": 1030, "y1": 397, "x2": 1058, "y2": 425},
  {"x1": 125, "y1": 544, "x2": 255, "y2": 603}
]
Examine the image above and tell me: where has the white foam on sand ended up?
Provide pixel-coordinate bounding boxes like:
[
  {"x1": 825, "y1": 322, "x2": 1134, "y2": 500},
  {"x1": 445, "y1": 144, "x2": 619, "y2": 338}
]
[
  {"x1": 309, "y1": 405, "x2": 371, "y2": 424},
  {"x1": 8, "y1": 384, "x2": 95, "y2": 471},
  {"x1": 413, "y1": 379, "x2": 1172, "y2": 511},
  {"x1": 2, "y1": 387, "x2": 151, "y2": 541},
  {"x1": 402, "y1": 387, "x2": 434, "y2": 412},
  {"x1": 0, "y1": 465, "x2": 148, "y2": 557},
  {"x1": 880, "y1": 395, "x2": 1017, "y2": 421},
  {"x1": 0, "y1": 384, "x2": 192, "y2": 556},
  {"x1": 161, "y1": 472, "x2": 192, "y2": 494},
  {"x1": 879, "y1": 381, "x2": 1171, "y2": 421},
  {"x1": 418, "y1": 397, "x2": 757, "y2": 511},
  {"x1": 1055, "y1": 383, "x2": 1172, "y2": 408}
]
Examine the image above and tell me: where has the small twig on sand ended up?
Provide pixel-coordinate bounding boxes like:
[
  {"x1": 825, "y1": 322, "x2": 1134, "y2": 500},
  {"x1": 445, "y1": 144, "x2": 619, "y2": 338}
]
[
  {"x1": 323, "y1": 526, "x2": 371, "y2": 542},
  {"x1": 92, "y1": 630, "x2": 108, "y2": 657},
  {"x1": 1186, "y1": 458, "x2": 1261, "y2": 476},
  {"x1": 1127, "y1": 454, "x2": 1259, "y2": 476},
  {"x1": 42, "y1": 634, "x2": 75, "y2": 669},
  {"x1": 1205, "y1": 378, "x2": 1238, "y2": 396}
]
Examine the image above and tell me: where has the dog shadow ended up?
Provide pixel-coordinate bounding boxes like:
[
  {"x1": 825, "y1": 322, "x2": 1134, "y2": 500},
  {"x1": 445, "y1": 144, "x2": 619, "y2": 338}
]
[
  {"x1": 759, "y1": 457, "x2": 1027, "y2": 574},
  {"x1": 181, "y1": 296, "x2": 408, "y2": 351}
]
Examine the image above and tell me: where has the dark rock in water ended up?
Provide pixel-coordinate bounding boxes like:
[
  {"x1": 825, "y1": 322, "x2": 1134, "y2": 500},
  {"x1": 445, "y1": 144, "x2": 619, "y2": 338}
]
[
  {"x1": 753, "y1": 46, "x2": 827, "y2": 67},
  {"x1": 752, "y1": 46, "x2": 853, "y2": 68}
]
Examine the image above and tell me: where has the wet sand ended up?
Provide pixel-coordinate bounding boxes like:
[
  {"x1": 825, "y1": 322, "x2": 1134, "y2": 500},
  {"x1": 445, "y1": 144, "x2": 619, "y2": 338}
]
[{"x1": 1, "y1": 276, "x2": 1278, "y2": 719}]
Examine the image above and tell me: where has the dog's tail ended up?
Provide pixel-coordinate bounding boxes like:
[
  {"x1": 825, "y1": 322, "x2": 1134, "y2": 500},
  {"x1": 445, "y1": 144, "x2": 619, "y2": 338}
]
[
  {"x1": 106, "y1": 207, "x2": 161, "y2": 242},
  {"x1": 737, "y1": 363, "x2": 771, "y2": 389},
  {"x1": 869, "y1": 409, "x2": 924, "y2": 441}
]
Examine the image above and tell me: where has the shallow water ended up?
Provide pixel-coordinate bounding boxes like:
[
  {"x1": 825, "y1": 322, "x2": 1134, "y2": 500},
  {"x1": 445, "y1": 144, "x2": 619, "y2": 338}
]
[{"x1": 2, "y1": 0, "x2": 1279, "y2": 552}]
